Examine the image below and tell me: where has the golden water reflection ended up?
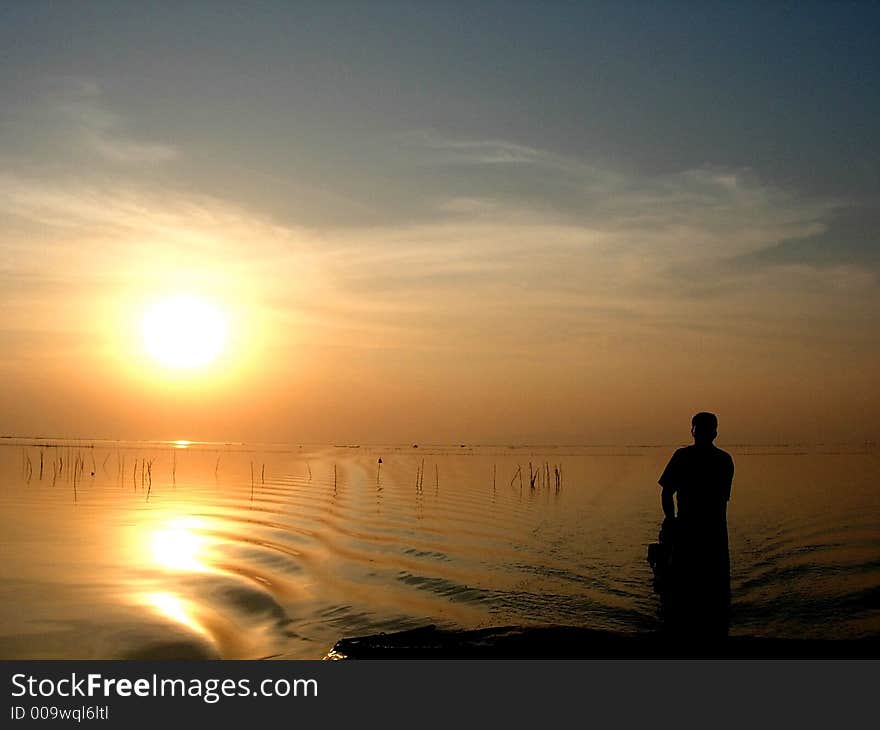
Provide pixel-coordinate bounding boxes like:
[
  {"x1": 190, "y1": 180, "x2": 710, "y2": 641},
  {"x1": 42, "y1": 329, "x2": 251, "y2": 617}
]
[
  {"x1": 138, "y1": 515, "x2": 216, "y2": 639},
  {"x1": 149, "y1": 516, "x2": 211, "y2": 573},
  {"x1": 143, "y1": 591, "x2": 210, "y2": 639}
]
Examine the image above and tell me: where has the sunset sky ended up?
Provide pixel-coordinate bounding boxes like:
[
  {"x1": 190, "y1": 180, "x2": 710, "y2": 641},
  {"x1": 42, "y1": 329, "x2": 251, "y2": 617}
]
[{"x1": 1, "y1": 2, "x2": 878, "y2": 445}]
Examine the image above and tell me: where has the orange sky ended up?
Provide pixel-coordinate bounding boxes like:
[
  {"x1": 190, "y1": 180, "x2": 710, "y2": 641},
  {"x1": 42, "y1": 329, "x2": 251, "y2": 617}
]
[{"x1": 1, "y1": 182, "x2": 875, "y2": 445}]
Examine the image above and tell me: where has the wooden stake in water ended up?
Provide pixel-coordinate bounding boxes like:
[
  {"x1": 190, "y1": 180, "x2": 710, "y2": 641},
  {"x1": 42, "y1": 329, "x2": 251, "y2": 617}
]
[{"x1": 415, "y1": 459, "x2": 425, "y2": 492}]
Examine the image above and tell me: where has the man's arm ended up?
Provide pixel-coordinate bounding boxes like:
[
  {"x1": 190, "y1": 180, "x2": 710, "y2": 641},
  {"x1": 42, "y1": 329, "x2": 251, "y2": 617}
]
[
  {"x1": 661, "y1": 487, "x2": 676, "y2": 520},
  {"x1": 725, "y1": 455, "x2": 734, "y2": 502},
  {"x1": 658, "y1": 449, "x2": 680, "y2": 519}
]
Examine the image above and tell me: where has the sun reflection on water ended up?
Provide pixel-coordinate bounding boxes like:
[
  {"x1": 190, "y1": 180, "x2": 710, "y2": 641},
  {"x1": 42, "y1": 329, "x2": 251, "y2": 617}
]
[
  {"x1": 144, "y1": 591, "x2": 209, "y2": 638},
  {"x1": 135, "y1": 516, "x2": 216, "y2": 640},
  {"x1": 149, "y1": 517, "x2": 211, "y2": 572}
]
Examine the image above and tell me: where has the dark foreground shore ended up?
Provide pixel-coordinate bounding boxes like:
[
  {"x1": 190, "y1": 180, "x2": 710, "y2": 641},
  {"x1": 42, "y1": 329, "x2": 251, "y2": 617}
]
[{"x1": 325, "y1": 624, "x2": 880, "y2": 659}]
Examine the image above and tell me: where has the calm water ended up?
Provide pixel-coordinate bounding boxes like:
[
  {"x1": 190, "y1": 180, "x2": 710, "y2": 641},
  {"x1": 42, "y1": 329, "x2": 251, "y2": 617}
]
[{"x1": 0, "y1": 439, "x2": 878, "y2": 659}]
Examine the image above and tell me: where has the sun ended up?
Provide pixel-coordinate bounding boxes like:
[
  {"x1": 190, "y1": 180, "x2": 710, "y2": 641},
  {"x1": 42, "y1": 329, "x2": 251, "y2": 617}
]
[{"x1": 142, "y1": 295, "x2": 227, "y2": 369}]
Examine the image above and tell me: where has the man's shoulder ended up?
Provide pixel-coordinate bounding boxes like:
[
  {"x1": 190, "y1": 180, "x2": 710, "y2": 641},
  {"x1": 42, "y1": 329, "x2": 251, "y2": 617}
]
[
  {"x1": 663, "y1": 446, "x2": 695, "y2": 471},
  {"x1": 666, "y1": 446, "x2": 689, "y2": 469},
  {"x1": 672, "y1": 445, "x2": 696, "y2": 459},
  {"x1": 713, "y1": 446, "x2": 734, "y2": 462}
]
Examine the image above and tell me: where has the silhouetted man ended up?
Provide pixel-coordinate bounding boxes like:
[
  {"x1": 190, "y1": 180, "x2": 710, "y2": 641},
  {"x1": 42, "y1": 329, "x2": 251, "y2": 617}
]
[{"x1": 658, "y1": 412, "x2": 734, "y2": 637}]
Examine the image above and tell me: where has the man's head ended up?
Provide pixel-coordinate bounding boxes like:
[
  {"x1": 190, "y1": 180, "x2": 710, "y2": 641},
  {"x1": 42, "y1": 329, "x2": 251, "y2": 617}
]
[{"x1": 691, "y1": 412, "x2": 718, "y2": 445}]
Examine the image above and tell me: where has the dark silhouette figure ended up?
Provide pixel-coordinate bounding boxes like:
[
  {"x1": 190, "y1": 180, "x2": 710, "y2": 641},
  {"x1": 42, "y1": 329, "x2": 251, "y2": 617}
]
[{"x1": 653, "y1": 412, "x2": 734, "y2": 639}]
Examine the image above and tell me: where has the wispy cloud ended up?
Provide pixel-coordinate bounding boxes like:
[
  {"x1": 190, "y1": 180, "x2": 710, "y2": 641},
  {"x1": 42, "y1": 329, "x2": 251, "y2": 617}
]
[
  {"x1": 401, "y1": 130, "x2": 543, "y2": 165},
  {"x1": 55, "y1": 81, "x2": 179, "y2": 165},
  {"x1": 38, "y1": 78, "x2": 179, "y2": 165},
  {"x1": 400, "y1": 129, "x2": 837, "y2": 258},
  {"x1": 83, "y1": 132, "x2": 177, "y2": 164}
]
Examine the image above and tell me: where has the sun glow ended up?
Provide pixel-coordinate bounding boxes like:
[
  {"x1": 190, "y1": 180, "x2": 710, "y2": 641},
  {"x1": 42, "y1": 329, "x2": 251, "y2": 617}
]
[
  {"x1": 142, "y1": 296, "x2": 227, "y2": 369},
  {"x1": 149, "y1": 517, "x2": 210, "y2": 572}
]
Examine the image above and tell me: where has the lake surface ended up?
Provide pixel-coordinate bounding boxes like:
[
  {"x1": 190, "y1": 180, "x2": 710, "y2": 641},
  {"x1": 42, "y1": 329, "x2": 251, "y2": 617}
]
[{"x1": 1, "y1": 439, "x2": 878, "y2": 658}]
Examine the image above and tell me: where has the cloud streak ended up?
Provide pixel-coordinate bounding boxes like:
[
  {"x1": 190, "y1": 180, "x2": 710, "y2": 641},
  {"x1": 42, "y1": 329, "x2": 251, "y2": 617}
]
[
  {"x1": 3, "y1": 78, "x2": 179, "y2": 167},
  {"x1": 61, "y1": 83, "x2": 179, "y2": 165}
]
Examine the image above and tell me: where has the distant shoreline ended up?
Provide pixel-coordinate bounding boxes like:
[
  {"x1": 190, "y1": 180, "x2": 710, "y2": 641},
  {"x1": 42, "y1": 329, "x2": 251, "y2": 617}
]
[{"x1": 0, "y1": 435, "x2": 876, "y2": 452}]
